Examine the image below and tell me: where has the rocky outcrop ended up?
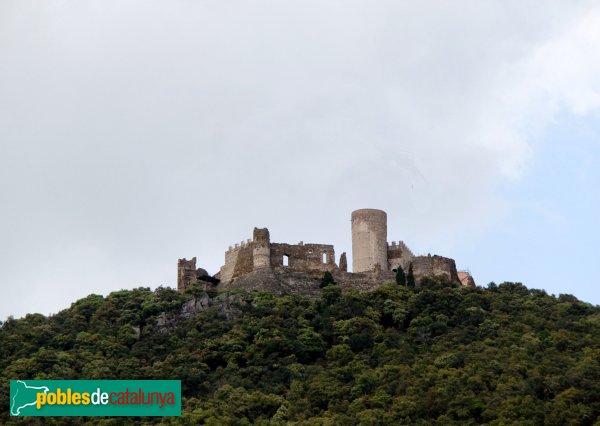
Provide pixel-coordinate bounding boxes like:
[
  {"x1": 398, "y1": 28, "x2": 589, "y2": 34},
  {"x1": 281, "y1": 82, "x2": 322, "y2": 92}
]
[{"x1": 157, "y1": 292, "x2": 244, "y2": 332}]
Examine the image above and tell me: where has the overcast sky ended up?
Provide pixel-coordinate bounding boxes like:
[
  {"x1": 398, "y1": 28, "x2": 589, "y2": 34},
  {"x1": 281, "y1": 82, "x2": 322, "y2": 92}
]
[{"x1": 1, "y1": 1, "x2": 599, "y2": 320}]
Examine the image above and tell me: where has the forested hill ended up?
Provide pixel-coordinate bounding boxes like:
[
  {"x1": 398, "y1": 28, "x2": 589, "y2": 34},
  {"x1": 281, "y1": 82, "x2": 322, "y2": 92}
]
[{"x1": 2, "y1": 279, "x2": 600, "y2": 425}]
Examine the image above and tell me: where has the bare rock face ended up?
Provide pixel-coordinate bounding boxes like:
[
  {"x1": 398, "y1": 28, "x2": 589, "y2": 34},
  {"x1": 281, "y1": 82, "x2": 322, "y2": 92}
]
[
  {"x1": 157, "y1": 292, "x2": 244, "y2": 332},
  {"x1": 458, "y1": 271, "x2": 476, "y2": 287},
  {"x1": 181, "y1": 293, "x2": 210, "y2": 317},
  {"x1": 215, "y1": 293, "x2": 245, "y2": 320},
  {"x1": 220, "y1": 269, "x2": 325, "y2": 297}
]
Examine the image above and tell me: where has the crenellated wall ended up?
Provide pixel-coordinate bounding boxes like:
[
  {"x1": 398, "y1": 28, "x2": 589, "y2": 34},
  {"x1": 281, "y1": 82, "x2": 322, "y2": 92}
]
[
  {"x1": 387, "y1": 240, "x2": 414, "y2": 271},
  {"x1": 220, "y1": 238, "x2": 255, "y2": 283}
]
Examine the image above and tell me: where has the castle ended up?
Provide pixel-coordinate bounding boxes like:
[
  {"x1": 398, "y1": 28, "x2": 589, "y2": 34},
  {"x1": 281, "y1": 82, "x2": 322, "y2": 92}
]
[{"x1": 177, "y1": 208, "x2": 475, "y2": 294}]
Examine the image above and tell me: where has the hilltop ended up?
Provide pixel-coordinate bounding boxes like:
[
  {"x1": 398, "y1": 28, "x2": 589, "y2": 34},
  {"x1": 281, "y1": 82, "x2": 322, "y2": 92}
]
[{"x1": 1, "y1": 278, "x2": 600, "y2": 425}]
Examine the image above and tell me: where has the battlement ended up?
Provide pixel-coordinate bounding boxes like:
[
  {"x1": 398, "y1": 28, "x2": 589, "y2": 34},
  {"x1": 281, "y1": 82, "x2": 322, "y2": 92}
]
[
  {"x1": 388, "y1": 241, "x2": 414, "y2": 257},
  {"x1": 226, "y1": 238, "x2": 253, "y2": 253},
  {"x1": 387, "y1": 240, "x2": 415, "y2": 272}
]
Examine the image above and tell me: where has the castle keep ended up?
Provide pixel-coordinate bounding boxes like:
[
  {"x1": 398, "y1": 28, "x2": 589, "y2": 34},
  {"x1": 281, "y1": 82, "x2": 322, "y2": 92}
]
[{"x1": 178, "y1": 209, "x2": 474, "y2": 294}]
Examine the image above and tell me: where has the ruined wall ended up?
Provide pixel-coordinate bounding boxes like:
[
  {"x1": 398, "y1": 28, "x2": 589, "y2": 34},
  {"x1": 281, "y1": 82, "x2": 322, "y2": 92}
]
[
  {"x1": 177, "y1": 257, "x2": 198, "y2": 291},
  {"x1": 339, "y1": 252, "x2": 347, "y2": 272},
  {"x1": 177, "y1": 257, "x2": 211, "y2": 291},
  {"x1": 219, "y1": 239, "x2": 255, "y2": 283},
  {"x1": 410, "y1": 255, "x2": 460, "y2": 283},
  {"x1": 187, "y1": 209, "x2": 473, "y2": 293},
  {"x1": 352, "y1": 209, "x2": 388, "y2": 273},
  {"x1": 270, "y1": 242, "x2": 337, "y2": 273},
  {"x1": 387, "y1": 240, "x2": 414, "y2": 271},
  {"x1": 218, "y1": 229, "x2": 339, "y2": 284}
]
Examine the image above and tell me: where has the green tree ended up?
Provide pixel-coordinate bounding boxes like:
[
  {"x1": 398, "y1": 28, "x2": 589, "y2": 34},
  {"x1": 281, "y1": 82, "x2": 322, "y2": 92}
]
[
  {"x1": 395, "y1": 265, "x2": 406, "y2": 286},
  {"x1": 320, "y1": 271, "x2": 336, "y2": 288},
  {"x1": 407, "y1": 263, "x2": 416, "y2": 288}
]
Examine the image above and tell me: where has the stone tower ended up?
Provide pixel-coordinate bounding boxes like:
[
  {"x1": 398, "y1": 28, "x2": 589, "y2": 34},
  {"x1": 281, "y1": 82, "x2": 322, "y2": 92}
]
[
  {"x1": 351, "y1": 209, "x2": 388, "y2": 273},
  {"x1": 177, "y1": 257, "x2": 197, "y2": 291},
  {"x1": 253, "y1": 227, "x2": 271, "y2": 269}
]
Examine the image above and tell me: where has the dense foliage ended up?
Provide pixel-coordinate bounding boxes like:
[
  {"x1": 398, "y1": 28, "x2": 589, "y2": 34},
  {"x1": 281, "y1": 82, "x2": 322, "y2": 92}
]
[
  {"x1": 395, "y1": 265, "x2": 406, "y2": 286},
  {"x1": 2, "y1": 279, "x2": 600, "y2": 425}
]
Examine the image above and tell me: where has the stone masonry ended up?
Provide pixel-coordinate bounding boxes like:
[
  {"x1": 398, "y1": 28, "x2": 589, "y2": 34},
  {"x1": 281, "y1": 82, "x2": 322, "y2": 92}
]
[{"x1": 177, "y1": 209, "x2": 475, "y2": 293}]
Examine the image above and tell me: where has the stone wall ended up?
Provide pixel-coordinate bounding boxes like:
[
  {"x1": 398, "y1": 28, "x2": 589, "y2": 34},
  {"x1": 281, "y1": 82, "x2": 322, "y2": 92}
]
[
  {"x1": 218, "y1": 229, "x2": 339, "y2": 285},
  {"x1": 177, "y1": 257, "x2": 198, "y2": 291},
  {"x1": 177, "y1": 257, "x2": 211, "y2": 291},
  {"x1": 186, "y1": 209, "x2": 473, "y2": 293},
  {"x1": 339, "y1": 252, "x2": 347, "y2": 272},
  {"x1": 410, "y1": 255, "x2": 460, "y2": 283},
  {"x1": 270, "y1": 242, "x2": 337, "y2": 273},
  {"x1": 387, "y1": 240, "x2": 414, "y2": 271},
  {"x1": 219, "y1": 264, "x2": 471, "y2": 297},
  {"x1": 220, "y1": 239, "x2": 255, "y2": 283}
]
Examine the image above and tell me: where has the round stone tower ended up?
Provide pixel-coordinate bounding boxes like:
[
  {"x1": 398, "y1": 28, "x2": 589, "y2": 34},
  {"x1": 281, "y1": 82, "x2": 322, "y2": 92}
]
[
  {"x1": 351, "y1": 209, "x2": 388, "y2": 273},
  {"x1": 253, "y1": 227, "x2": 271, "y2": 269}
]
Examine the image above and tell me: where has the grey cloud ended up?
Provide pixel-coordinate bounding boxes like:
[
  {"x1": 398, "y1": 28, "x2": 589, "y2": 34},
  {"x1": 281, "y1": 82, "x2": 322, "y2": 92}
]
[{"x1": 1, "y1": 0, "x2": 598, "y2": 318}]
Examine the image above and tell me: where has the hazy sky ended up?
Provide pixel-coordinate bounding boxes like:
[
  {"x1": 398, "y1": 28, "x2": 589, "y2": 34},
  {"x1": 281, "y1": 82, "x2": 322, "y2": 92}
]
[{"x1": 1, "y1": 1, "x2": 599, "y2": 320}]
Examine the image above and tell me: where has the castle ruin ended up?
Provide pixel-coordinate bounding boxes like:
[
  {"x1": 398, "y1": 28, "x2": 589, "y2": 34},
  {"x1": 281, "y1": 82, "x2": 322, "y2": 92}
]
[{"x1": 177, "y1": 208, "x2": 474, "y2": 294}]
